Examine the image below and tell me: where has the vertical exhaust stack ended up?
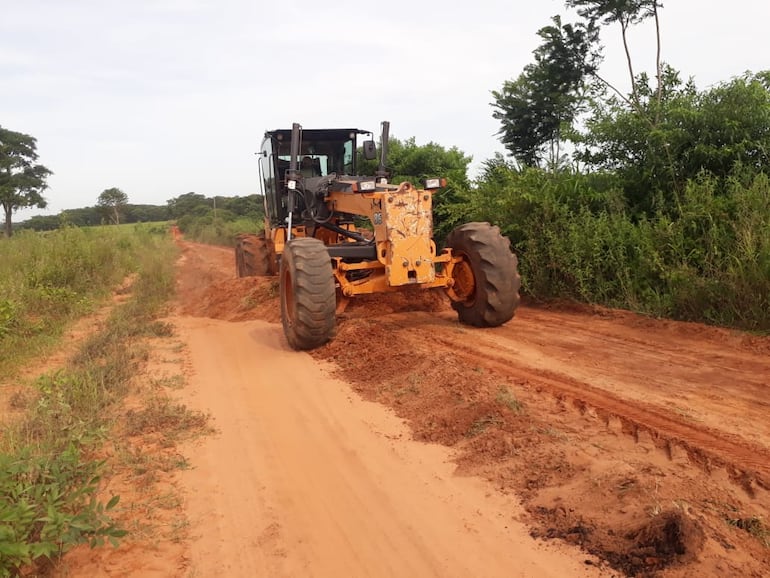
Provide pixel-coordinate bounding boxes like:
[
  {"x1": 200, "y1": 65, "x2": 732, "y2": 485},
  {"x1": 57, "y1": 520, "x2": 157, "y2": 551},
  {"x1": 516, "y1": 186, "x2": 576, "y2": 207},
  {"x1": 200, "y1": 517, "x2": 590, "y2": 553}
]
[
  {"x1": 287, "y1": 122, "x2": 301, "y2": 182},
  {"x1": 286, "y1": 122, "x2": 302, "y2": 240},
  {"x1": 375, "y1": 121, "x2": 390, "y2": 184}
]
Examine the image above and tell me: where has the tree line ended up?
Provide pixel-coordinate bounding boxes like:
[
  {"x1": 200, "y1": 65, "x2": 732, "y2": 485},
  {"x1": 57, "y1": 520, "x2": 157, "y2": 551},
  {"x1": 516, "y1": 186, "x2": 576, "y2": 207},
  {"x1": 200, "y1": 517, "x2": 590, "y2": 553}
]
[{"x1": 9, "y1": 189, "x2": 264, "y2": 232}]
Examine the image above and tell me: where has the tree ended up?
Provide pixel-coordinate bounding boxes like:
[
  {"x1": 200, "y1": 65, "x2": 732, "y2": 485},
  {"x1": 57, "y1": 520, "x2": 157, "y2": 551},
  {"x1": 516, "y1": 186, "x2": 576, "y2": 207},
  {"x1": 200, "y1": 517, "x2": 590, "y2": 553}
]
[
  {"x1": 123, "y1": 204, "x2": 170, "y2": 223},
  {"x1": 492, "y1": 2, "x2": 665, "y2": 169},
  {"x1": 577, "y1": 70, "x2": 770, "y2": 211},
  {"x1": 167, "y1": 192, "x2": 209, "y2": 219},
  {"x1": 16, "y1": 214, "x2": 60, "y2": 231},
  {"x1": 97, "y1": 187, "x2": 129, "y2": 225},
  {"x1": 0, "y1": 126, "x2": 52, "y2": 237},
  {"x1": 566, "y1": 0, "x2": 662, "y2": 112},
  {"x1": 359, "y1": 136, "x2": 473, "y2": 240},
  {"x1": 492, "y1": 16, "x2": 600, "y2": 168}
]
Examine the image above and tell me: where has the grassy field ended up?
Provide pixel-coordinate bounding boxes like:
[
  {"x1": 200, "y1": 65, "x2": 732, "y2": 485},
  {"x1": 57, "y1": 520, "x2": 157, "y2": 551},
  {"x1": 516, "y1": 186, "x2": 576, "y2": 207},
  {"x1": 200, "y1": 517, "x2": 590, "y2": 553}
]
[
  {"x1": 0, "y1": 222, "x2": 196, "y2": 575},
  {"x1": 0, "y1": 223, "x2": 171, "y2": 373}
]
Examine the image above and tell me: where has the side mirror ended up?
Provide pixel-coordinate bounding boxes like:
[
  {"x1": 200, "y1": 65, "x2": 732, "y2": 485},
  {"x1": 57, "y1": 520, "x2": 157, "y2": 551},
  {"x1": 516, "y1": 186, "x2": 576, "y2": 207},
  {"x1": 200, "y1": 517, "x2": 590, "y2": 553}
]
[{"x1": 362, "y1": 140, "x2": 377, "y2": 161}]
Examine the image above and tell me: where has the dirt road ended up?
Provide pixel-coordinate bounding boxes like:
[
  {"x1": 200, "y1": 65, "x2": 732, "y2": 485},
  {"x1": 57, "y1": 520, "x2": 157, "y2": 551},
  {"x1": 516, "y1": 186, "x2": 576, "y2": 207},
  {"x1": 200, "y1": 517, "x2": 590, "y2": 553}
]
[
  {"x1": 86, "y1": 240, "x2": 769, "y2": 577},
  {"x1": 172, "y1": 243, "x2": 605, "y2": 577},
  {"x1": 173, "y1": 315, "x2": 603, "y2": 577}
]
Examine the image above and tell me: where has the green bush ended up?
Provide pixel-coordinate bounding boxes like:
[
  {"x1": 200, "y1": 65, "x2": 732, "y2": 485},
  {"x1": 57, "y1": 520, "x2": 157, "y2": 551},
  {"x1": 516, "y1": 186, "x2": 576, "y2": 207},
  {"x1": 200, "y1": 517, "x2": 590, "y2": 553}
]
[
  {"x1": 0, "y1": 446, "x2": 125, "y2": 577},
  {"x1": 454, "y1": 163, "x2": 770, "y2": 330},
  {"x1": 178, "y1": 213, "x2": 262, "y2": 246}
]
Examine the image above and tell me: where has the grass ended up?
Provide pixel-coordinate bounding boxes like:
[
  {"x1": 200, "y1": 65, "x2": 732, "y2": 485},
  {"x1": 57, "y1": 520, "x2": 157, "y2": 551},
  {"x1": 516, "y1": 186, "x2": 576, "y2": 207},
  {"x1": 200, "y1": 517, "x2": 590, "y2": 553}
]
[
  {"x1": 179, "y1": 214, "x2": 262, "y2": 246},
  {"x1": 727, "y1": 516, "x2": 770, "y2": 548},
  {"x1": 496, "y1": 385, "x2": 524, "y2": 413},
  {"x1": 167, "y1": 516, "x2": 191, "y2": 544},
  {"x1": 0, "y1": 226, "x2": 150, "y2": 376},
  {"x1": 0, "y1": 224, "x2": 203, "y2": 576},
  {"x1": 151, "y1": 375, "x2": 187, "y2": 390},
  {"x1": 466, "y1": 415, "x2": 504, "y2": 438},
  {"x1": 124, "y1": 395, "x2": 213, "y2": 445},
  {"x1": 117, "y1": 443, "x2": 192, "y2": 478}
]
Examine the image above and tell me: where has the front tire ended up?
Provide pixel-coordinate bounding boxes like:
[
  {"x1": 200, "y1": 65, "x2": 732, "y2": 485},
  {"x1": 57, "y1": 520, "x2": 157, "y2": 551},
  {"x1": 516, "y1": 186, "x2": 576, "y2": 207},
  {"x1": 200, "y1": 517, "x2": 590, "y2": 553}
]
[
  {"x1": 280, "y1": 238, "x2": 336, "y2": 350},
  {"x1": 445, "y1": 222, "x2": 521, "y2": 327}
]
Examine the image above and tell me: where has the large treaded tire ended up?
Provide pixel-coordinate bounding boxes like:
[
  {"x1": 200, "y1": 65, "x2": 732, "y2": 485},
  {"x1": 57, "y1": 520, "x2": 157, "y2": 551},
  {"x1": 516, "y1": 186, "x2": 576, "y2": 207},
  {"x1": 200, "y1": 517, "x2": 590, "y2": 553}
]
[
  {"x1": 236, "y1": 233, "x2": 274, "y2": 277},
  {"x1": 280, "y1": 237, "x2": 336, "y2": 350},
  {"x1": 445, "y1": 222, "x2": 521, "y2": 327}
]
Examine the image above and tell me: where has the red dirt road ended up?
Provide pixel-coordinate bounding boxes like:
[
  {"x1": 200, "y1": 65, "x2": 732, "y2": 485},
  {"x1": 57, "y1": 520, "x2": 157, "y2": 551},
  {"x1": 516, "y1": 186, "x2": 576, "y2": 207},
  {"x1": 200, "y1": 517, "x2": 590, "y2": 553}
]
[
  {"x1": 173, "y1": 315, "x2": 602, "y2": 577},
  {"x1": 172, "y1": 245, "x2": 606, "y2": 576},
  {"x1": 94, "y1": 240, "x2": 770, "y2": 577}
]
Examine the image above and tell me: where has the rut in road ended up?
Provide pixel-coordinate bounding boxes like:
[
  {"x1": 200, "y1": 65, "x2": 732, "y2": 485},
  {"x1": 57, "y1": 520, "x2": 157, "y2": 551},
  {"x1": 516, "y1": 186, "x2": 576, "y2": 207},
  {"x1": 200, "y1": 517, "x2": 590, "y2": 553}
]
[{"x1": 426, "y1": 324, "x2": 770, "y2": 486}]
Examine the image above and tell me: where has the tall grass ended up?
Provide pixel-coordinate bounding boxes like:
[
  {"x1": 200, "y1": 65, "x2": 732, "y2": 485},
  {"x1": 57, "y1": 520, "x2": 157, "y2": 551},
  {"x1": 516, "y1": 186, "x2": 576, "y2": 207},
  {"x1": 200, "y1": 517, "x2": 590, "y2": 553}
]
[
  {"x1": 458, "y1": 167, "x2": 770, "y2": 331},
  {"x1": 0, "y1": 225, "x2": 178, "y2": 575},
  {"x1": 0, "y1": 225, "x2": 168, "y2": 374},
  {"x1": 177, "y1": 213, "x2": 262, "y2": 246}
]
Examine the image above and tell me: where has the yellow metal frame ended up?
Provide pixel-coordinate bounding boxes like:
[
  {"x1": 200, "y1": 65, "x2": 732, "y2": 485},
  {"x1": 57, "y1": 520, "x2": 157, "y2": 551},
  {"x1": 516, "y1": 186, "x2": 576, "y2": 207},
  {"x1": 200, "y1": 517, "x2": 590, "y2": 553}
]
[{"x1": 266, "y1": 180, "x2": 463, "y2": 299}]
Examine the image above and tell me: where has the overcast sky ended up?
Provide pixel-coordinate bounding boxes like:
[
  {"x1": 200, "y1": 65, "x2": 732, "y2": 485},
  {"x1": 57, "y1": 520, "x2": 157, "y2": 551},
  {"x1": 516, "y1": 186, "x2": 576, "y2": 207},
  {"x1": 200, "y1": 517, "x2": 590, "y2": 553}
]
[{"x1": 2, "y1": 0, "x2": 768, "y2": 221}]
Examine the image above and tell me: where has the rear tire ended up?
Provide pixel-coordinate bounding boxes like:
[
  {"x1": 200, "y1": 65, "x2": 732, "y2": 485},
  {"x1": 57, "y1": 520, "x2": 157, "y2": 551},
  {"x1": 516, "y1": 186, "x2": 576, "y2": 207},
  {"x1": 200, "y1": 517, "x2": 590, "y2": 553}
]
[
  {"x1": 236, "y1": 233, "x2": 274, "y2": 277},
  {"x1": 445, "y1": 222, "x2": 521, "y2": 327},
  {"x1": 280, "y1": 237, "x2": 336, "y2": 350}
]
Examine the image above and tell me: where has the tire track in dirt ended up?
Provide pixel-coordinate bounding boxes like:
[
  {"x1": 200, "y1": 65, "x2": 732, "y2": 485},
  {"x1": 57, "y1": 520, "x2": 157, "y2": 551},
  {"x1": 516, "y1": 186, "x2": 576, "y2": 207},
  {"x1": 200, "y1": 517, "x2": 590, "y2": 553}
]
[
  {"x1": 383, "y1": 315, "x2": 770, "y2": 488},
  {"x1": 452, "y1": 338, "x2": 770, "y2": 483}
]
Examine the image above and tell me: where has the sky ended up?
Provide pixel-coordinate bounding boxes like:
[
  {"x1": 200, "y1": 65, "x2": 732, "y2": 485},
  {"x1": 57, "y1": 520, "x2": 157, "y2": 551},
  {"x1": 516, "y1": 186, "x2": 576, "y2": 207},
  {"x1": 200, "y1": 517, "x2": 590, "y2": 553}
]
[{"x1": 2, "y1": 0, "x2": 768, "y2": 222}]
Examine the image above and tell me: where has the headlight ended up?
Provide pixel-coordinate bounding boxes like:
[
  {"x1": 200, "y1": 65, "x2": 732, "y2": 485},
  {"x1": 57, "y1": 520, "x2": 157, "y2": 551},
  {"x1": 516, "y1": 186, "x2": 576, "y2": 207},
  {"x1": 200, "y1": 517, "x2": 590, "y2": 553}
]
[
  {"x1": 422, "y1": 177, "x2": 446, "y2": 190},
  {"x1": 357, "y1": 180, "x2": 376, "y2": 192}
]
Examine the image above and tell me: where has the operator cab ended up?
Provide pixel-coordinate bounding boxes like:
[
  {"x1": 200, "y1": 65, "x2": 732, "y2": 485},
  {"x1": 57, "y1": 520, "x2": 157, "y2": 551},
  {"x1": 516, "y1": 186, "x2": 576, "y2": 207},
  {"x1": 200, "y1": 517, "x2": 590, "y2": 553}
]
[{"x1": 258, "y1": 128, "x2": 374, "y2": 227}]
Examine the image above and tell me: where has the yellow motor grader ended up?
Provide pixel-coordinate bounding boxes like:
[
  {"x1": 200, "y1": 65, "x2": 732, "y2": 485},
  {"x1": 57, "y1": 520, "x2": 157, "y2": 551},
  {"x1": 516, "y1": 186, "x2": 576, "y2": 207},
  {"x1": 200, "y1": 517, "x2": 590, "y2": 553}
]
[{"x1": 235, "y1": 121, "x2": 520, "y2": 350}]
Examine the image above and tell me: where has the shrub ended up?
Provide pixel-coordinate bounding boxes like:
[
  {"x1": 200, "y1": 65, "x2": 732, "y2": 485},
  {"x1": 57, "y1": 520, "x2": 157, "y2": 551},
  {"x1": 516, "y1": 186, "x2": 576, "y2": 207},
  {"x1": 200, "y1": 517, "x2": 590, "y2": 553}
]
[
  {"x1": 455, "y1": 164, "x2": 770, "y2": 330},
  {"x1": 0, "y1": 446, "x2": 125, "y2": 576}
]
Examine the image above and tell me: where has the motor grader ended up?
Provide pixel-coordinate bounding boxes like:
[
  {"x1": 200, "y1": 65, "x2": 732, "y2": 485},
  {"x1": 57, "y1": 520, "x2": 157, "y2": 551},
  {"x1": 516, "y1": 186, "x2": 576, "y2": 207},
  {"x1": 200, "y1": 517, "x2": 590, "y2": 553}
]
[{"x1": 235, "y1": 121, "x2": 521, "y2": 350}]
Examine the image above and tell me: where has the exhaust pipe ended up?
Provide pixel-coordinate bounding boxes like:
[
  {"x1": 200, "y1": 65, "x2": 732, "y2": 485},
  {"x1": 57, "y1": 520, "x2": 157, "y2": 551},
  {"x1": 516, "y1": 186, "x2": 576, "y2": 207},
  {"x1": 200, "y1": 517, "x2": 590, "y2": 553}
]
[
  {"x1": 376, "y1": 121, "x2": 390, "y2": 184},
  {"x1": 288, "y1": 122, "x2": 301, "y2": 181},
  {"x1": 286, "y1": 122, "x2": 302, "y2": 240}
]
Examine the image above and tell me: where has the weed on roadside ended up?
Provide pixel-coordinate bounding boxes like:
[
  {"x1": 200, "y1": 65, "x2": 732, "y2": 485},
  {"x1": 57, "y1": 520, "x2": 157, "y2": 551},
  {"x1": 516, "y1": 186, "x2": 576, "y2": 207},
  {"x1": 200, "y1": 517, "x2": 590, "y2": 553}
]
[
  {"x1": 0, "y1": 227, "x2": 148, "y2": 376},
  {"x1": 496, "y1": 385, "x2": 524, "y2": 413},
  {"x1": 124, "y1": 395, "x2": 213, "y2": 444},
  {"x1": 167, "y1": 516, "x2": 190, "y2": 543},
  {"x1": 151, "y1": 375, "x2": 186, "y2": 390},
  {"x1": 8, "y1": 388, "x2": 31, "y2": 410},
  {"x1": 0, "y1": 445, "x2": 126, "y2": 576},
  {"x1": 0, "y1": 228, "x2": 181, "y2": 576},
  {"x1": 466, "y1": 414, "x2": 504, "y2": 438},
  {"x1": 727, "y1": 516, "x2": 770, "y2": 548}
]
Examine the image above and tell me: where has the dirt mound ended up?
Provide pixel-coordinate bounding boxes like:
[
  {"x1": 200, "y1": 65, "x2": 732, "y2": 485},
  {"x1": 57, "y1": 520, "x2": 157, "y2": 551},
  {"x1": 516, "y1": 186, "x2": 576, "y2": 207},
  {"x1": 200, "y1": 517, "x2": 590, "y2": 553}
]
[
  {"x1": 340, "y1": 287, "x2": 451, "y2": 320},
  {"x1": 179, "y1": 277, "x2": 281, "y2": 323},
  {"x1": 531, "y1": 508, "x2": 705, "y2": 577},
  {"x1": 180, "y1": 271, "x2": 453, "y2": 328},
  {"x1": 311, "y1": 312, "x2": 770, "y2": 577}
]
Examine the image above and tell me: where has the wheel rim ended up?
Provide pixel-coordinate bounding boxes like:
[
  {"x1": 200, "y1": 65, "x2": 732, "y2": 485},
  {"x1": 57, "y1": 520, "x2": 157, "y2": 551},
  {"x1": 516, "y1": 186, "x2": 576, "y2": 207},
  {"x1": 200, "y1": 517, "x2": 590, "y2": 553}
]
[{"x1": 452, "y1": 255, "x2": 476, "y2": 303}]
